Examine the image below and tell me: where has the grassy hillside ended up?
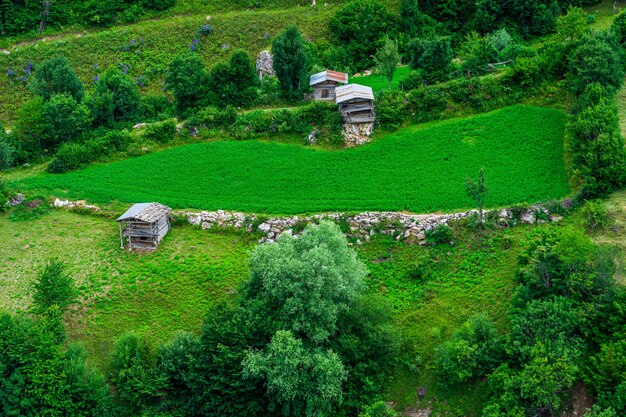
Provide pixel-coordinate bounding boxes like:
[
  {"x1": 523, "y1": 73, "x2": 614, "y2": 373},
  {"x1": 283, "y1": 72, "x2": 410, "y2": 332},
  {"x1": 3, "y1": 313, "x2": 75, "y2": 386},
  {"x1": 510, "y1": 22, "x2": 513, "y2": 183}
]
[
  {"x1": 14, "y1": 105, "x2": 570, "y2": 214},
  {"x1": 0, "y1": 206, "x2": 526, "y2": 415},
  {"x1": 0, "y1": 5, "x2": 337, "y2": 124}
]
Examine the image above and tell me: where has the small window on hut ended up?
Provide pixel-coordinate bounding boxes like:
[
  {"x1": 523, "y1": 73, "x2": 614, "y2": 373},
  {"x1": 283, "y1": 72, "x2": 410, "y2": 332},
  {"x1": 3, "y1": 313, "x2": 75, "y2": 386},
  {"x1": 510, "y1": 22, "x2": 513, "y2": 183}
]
[{"x1": 321, "y1": 89, "x2": 329, "y2": 98}]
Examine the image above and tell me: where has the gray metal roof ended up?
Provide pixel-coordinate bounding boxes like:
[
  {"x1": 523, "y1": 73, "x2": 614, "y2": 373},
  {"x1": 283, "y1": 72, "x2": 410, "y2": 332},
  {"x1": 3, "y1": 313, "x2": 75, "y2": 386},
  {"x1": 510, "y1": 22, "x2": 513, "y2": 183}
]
[
  {"x1": 335, "y1": 84, "x2": 375, "y2": 104},
  {"x1": 116, "y1": 203, "x2": 171, "y2": 223},
  {"x1": 310, "y1": 70, "x2": 348, "y2": 86}
]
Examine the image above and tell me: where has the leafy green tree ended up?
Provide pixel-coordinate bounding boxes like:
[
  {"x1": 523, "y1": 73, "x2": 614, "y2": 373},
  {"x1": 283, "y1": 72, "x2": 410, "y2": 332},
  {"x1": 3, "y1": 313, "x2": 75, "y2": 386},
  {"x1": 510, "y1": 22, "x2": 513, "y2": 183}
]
[
  {"x1": 329, "y1": 0, "x2": 397, "y2": 71},
  {"x1": 465, "y1": 167, "x2": 488, "y2": 229},
  {"x1": 586, "y1": 340, "x2": 626, "y2": 398},
  {"x1": 40, "y1": 94, "x2": 90, "y2": 151},
  {"x1": 207, "y1": 50, "x2": 259, "y2": 107},
  {"x1": 29, "y1": 57, "x2": 84, "y2": 102},
  {"x1": 568, "y1": 32, "x2": 623, "y2": 95},
  {"x1": 0, "y1": 139, "x2": 16, "y2": 171},
  {"x1": 86, "y1": 91, "x2": 115, "y2": 127},
  {"x1": 244, "y1": 221, "x2": 367, "y2": 344},
  {"x1": 32, "y1": 259, "x2": 77, "y2": 314},
  {"x1": 271, "y1": 25, "x2": 308, "y2": 99},
  {"x1": 243, "y1": 330, "x2": 347, "y2": 417},
  {"x1": 557, "y1": 6, "x2": 589, "y2": 42},
  {"x1": 14, "y1": 96, "x2": 47, "y2": 157},
  {"x1": 166, "y1": 53, "x2": 208, "y2": 115},
  {"x1": 94, "y1": 68, "x2": 141, "y2": 123},
  {"x1": 373, "y1": 38, "x2": 400, "y2": 89},
  {"x1": 512, "y1": 0, "x2": 560, "y2": 37},
  {"x1": 435, "y1": 314, "x2": 503, "y2": 385},
  {"x1": 408, "y1": 36, "x2": 453, "y2": 82},
  {"x1": 472, "y1": 0, "x2": 502, "y2": 34},
  {"x1": 111, "y1": 333, "x2": 161, "y2": 414},
  {"x1": 399, "y1": 0, "x2": 420, "y2": 37},
  {"x1": 460, "y1": 32, "x2": 498, "y2": 73}
]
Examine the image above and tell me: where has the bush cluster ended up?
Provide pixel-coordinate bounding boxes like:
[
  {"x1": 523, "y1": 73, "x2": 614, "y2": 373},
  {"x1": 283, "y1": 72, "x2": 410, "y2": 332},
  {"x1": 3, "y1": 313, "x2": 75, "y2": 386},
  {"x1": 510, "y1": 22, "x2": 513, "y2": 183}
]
[{"x1": 48, "y1": 130, "x2": 130, "y2": 173}]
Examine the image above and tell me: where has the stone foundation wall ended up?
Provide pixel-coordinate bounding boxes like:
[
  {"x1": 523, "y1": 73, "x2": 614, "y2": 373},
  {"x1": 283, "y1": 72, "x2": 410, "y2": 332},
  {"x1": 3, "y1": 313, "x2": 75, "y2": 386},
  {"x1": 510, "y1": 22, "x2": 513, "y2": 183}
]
[{"x1": 343, "y1": 122, "x2": 374, "y2": 146}]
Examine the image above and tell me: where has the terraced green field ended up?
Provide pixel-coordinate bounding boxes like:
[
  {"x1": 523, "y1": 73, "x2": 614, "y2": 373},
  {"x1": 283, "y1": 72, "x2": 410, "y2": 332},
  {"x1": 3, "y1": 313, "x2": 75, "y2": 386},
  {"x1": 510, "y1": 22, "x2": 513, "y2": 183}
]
[{"x1": 15, "y1": 105, "x2": 570, "y2": 214}]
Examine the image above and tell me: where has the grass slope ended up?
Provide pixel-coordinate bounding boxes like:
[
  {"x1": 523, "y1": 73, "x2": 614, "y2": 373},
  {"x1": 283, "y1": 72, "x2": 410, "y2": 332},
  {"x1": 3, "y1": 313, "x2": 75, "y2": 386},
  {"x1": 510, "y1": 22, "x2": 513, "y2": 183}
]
[
  {"x1": 0, "y1": 207, "x2": 525, "y2": 415},
  {"x1": 0, "y1": 5, "x2": 337, "y2": 124},
  {"x1": 16, "y1": 105, "x2": 570, "y2": 214}
]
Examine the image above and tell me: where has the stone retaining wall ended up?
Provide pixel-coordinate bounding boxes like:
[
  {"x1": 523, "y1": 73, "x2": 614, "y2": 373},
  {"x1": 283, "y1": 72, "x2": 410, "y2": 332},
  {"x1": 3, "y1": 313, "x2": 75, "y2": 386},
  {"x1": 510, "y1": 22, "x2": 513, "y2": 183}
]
[{"x1": 52, "y1": 198, "x2": 563, "y2": 245}]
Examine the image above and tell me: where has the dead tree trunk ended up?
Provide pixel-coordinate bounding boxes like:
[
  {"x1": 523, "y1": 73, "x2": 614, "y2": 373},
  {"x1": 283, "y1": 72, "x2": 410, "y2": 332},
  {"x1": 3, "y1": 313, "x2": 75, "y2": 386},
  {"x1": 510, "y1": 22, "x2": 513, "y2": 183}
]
[{"x1": 39, "y1": 0, "x2": 51, "y2": 33}]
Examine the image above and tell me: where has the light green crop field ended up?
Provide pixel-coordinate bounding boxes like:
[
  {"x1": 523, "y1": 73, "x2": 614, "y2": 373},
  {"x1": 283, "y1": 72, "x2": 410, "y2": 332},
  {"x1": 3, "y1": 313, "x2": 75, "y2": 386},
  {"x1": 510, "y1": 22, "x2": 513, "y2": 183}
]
[{"x1": 15, "y1": 105, "x2": 570, "y2": 214}]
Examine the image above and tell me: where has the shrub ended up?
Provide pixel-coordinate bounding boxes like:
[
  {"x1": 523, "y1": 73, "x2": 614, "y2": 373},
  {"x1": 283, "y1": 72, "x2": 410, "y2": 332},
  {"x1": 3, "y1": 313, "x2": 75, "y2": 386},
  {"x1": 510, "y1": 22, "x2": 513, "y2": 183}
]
[
  {"x1": 434, "y1": 314, "x2": 503, "y2": 386},
  {"x1": 408, "y1": 36, "x2": 453, "y2": 82},
  {"x1": 568, "y1": 32, "x2": 623, "y2": 95},
  {"x1": 0, "y1": 140, "x2": 16, "y2": 171},
  {"x1": 206, "y1": 50, "x2": 259, "y2": 107},
  {"x1": 166, "y1": 53, "x2": 208, "y2": 115},
  {"x1": 48, "y1": 142, "x2": 93, "y2": 173},
  {"x1": 196, "y1": 106, "x2": 237, "y2": 128},
  {"x1": 140, "y1": 95, "x2": 175, "y2": 122},
  {"x1": 582, "y1": 200, "x2": 608, "y2": 230},
  {"x1": 144, "y1": 120, "x2": 177, "y2": 143},
  {"x1": 375, "y1": 90, "x2": 408, "y2": 127},
  {"x1": 406, "y1": 85, "x2": 447, "y2": 122},
  {"x1": 94, "y1": 68, "x2": 142, "y2": 123},
  {"x1": 425, "y1": 224, "x2": 453, "y2": 245}
]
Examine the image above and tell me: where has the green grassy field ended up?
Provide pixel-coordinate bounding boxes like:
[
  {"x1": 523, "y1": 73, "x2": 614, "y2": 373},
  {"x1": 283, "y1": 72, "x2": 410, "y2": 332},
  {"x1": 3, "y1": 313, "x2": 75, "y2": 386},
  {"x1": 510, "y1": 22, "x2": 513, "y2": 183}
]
[
  {"x1": 351, "y1": 66, "x2": 412, "y2": 93},
  {"x1": 14, "y1": 105, "x2": 570, "y2": 214}
]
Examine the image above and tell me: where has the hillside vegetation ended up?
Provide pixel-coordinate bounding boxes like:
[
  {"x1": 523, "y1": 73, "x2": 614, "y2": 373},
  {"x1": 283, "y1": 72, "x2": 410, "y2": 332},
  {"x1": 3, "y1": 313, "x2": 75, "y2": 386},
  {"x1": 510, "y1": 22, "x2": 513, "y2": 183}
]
[{"x1": 14, "y1": 105, "x2": 570, "y2": 214}]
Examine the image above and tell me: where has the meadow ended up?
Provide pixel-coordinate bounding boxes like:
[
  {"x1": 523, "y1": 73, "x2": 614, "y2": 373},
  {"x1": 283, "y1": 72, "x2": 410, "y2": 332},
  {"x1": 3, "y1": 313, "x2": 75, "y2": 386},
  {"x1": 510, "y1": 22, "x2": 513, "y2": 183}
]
[{"x1": 15, "y1": 105, "x2": 571, "y2": 214}]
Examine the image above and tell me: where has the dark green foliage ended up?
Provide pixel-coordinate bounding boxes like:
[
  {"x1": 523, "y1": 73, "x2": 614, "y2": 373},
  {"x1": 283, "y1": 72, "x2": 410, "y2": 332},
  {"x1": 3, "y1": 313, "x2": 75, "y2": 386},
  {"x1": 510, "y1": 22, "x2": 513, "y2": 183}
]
[
  {"x1": 271, "y1": 25, "x2": 308, "y2": 99},
  {"x1": 144, "y1": 120, "x2": 177, "y2": 143},
  {"x1": 86, "y1": 91, "x2": 115, "y2": 128},
  {"x1": 568, "y1": 32, "x2": 623, "y2": 95},
  {"x1": 408, "y1": 36, "x2": 453, "y2": 82},
  {"x1": 425, "y1": 224, "x2": 452, "y2": 245},
  {"x1": 329, "y1": 0, "x2": 397, "y2": 72},
  {"x1": 569, "y1": 83, "x2": 626, "y2": 198},
  {"x1": 329, "y1": 295, "x2": 401, "y2": 414},
  {"x1": 435, "y1": 314, "x2": 503, "y2": 385},
  {"x1": 166, "y1": 53, "x2": 208, "y2": 115},
  {"x1": 460, "y1": 32, "x2": 498, "y2": 74},
  {"x1": 29, "y1": 57, "x2": 85, "y2": 103},
  {"x1": 513, "y1": 0, "x2": 560, "y2": 37},
  {"x1": 586, "y1": 341, "x2": 626, "y2": 399},
  {"x1": 40, "y1": 94, "x2": 91, "y2": 151},
  {"x1": 48, "y1": 130, "x2": 130, "y2": 173},
  {"x1": 206, "y1": 50, "x2": 259, "y2": 107},
  {"x1": 111, "y1": 333, "x2": 160, "y2": 413},
  {"x1": 94, "y1": 68, "x2": 142, "y2": 123},
  {"x1": 406, "y1": 85, "x2": 446, "y2": 121},
  {"x1": 359, "y1": 401, "x2": 398, "y2": 417},
  {"x1": 14, "y1": 97, "x2": 47, "y2": 157},
  {"x1": 0, "y1": 138, "x2": 16, "y2": 171},
  {"x1": 140, "y1": 95, "x2": 175, "y2": 122},
  {"x1": 32, "y1": 259, "x2": 77, "y2": 314},
  {"x1": 194, "y1": 105, "x2": 237, "y2": 129},
  {"x1": 142, "y1": 0, "x2": 176, "y2": 11},
  {"x1": 0, "y1": 312, "x2": 113, "y2": 416},
  {"x1": 472, "y1": 0, "x2": 503, "y2": 34}
]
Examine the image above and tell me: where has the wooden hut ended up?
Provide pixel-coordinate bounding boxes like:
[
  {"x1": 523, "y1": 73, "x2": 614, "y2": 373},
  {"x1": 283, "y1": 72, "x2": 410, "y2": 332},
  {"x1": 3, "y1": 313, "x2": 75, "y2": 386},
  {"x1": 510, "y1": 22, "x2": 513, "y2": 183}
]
[
  {"x1": 335, "y1": 84, "x2": 375, "y2": 123},
  {"x1": 309, "y1": 70, "x2": 348, "y2": 101},
  {"x1": 116, "y1": 203, "x2": 171, "y2": 250}
]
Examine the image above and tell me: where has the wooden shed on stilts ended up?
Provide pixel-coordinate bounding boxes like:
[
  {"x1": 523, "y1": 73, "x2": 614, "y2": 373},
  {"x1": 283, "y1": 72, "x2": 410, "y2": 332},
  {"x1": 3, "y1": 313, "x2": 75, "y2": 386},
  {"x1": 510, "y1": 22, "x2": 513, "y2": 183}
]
[{"x1": 116, "y1": 203, "x2": 171, "y2": 250}]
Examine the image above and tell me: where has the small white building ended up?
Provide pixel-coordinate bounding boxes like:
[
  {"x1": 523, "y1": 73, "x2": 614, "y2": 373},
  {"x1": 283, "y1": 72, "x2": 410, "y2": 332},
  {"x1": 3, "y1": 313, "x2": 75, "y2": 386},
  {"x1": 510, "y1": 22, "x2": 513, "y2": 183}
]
[
  {"x1": 335, "y1": 84, "x2": 375, "y2": 124},
  {"x1": 309, "y1": 70, "x2": 348, "y2": 101},
  {"x1": 116, "y1": 203, "x2": 171, "y2": 250}
]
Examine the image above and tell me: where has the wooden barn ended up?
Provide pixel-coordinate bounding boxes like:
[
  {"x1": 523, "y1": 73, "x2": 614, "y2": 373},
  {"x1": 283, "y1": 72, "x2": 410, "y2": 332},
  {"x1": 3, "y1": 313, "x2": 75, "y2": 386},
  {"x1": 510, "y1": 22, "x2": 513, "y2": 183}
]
[
  {"x1": 309, "y1": 70, "x2": 348, "y2": 101},
  {"x1": 335, "y1": 84, "x2": 375, "y2": 123},
  {"x1": 116, "y1": 203, "x2": 171, "y2": 250}
]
